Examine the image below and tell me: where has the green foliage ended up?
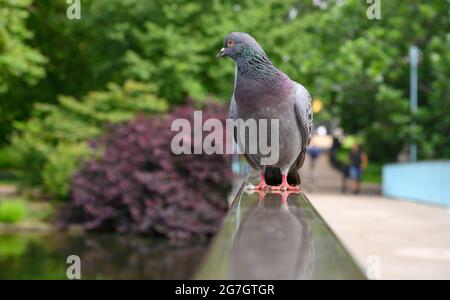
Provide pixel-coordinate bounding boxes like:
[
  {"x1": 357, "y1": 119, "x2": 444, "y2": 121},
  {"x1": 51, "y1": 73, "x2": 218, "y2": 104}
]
[
  {"x1": 363, "y1": 164, "x2": 382, "y2": 184},
  {"x1": 277, "y1": 0, "x2": 449, "y2": 162},
  {"x1": 0, "y1": 147, "x2": 19, "y2": 170},
  {"x1": 1, "y1": 0, "x2": 448, "y2": 163},
  {"x1": 69, "y1": 0, "x2": 321, "y2": 103},
  {"x1": 0, "y1": 0, "x2": 46, "y2": 91},
  {"x1": 0, "y1": 0, "x2": 47, "y2": 142},
  {"x1": 11, "y1": 81, "x2": 167, "y2": 198},
  {"x1": 1, "y1": 0, "x2": 311, "y2": 140},
  {"x1": 42, "y1": 143, "x2": 90, "y2": 199},
  {"x1": 0, "y1": 199, "x2": 27, "y2": 223}
]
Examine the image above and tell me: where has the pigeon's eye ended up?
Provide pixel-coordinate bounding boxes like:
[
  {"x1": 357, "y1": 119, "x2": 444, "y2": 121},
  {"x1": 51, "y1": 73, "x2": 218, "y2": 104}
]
[{"x1": 227, "y1": 39, "x2": 234, "y2": 48}]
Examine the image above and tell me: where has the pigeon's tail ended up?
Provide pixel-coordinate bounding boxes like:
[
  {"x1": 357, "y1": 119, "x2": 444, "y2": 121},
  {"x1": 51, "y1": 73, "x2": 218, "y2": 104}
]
[
  {"x1": 287, "y1": 166, "x2": 301, "y2": 186},
  {"x1": 264, "y1": 167, "x2": 301, "y2": 186}
]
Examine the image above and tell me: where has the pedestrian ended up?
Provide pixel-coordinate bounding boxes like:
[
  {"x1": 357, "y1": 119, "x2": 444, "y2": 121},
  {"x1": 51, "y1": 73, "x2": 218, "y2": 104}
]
[
  {"x1": 307, "y1": 143, "x2": 321, "y2": 188},
  {"x1": 348, "y1": 144, "x2": 368, "y2": 194}
]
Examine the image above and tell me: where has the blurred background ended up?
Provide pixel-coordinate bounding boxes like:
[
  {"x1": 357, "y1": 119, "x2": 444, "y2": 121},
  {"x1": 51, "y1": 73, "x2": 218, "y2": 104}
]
[{"x1": 0, "y1": 0, "x2": 448, "y2": 279}]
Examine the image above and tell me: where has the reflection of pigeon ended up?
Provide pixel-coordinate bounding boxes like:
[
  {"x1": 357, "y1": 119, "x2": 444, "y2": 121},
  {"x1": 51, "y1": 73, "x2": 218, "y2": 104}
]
[
  {"x1": 217, "y1": 32, "x2": 312, "y2": 191},
  {"x1": 230, "y1": 192, "x2": 314, "y2": 279}
]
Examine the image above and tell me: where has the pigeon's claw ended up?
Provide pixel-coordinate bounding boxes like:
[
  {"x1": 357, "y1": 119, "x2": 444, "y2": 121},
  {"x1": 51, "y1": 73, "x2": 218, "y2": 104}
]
[
  {"x1": 286, "y1": 184, "x2": 301, "y2": 192},
  {"x1": 248, "y1": 173, "x2": 268, "y2": 191}
]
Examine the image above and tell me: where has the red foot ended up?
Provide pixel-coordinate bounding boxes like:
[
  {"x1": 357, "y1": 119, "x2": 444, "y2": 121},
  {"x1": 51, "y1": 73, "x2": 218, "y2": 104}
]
[
  {"x1": 249, "y1": 174, "x2": 268, "y2": 191},
  {"x1": 270, "y1": 175, "x2": 301, "y2": 192}
]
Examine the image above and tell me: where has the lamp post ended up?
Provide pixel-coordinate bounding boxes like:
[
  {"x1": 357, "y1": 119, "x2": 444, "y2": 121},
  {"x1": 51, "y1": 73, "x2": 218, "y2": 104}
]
[{"x1": 409, "y1": 45, "x2": 419, "y2": 162}]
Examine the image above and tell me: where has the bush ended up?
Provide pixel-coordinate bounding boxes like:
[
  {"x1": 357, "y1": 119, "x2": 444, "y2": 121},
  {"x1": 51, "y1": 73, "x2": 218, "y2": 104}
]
[
  {"x1": 65, "y1": 103, "x2": 233, "y2": 239},
  {"x1": 0, "y1": 147, "x2": 19, "y2": 170},
  {"x1": 11, "y1": 81, "x2": 168, "y2": 198},
  {"x1": 0, "y1": 199, "x2": 27, "y2": 224},
  {"x1": 42, "y1": 143, "x2": 91, "y2": 199}
]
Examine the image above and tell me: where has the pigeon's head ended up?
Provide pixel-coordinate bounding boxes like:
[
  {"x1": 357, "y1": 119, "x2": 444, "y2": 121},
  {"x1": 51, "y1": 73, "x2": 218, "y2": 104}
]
[{"x1": 216, "y1": 32, "x2": 267, "y2": 61}]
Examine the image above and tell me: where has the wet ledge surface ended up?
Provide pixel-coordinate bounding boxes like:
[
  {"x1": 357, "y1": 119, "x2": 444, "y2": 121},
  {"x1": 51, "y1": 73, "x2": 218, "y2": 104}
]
[{"x1": 195, "y1": 180, "x2": 365, "y2": 280}]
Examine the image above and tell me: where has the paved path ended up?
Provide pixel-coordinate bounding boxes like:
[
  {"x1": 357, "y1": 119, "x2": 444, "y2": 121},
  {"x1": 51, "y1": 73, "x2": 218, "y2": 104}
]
[
  {"x1": 301, "y1": 153, "x2": 381, "y2": 195},
  {"x1": 301, "y1": 152, "x2": 450, "y2": 279},
  {"x1": 308, "y1": 193, "x2": 450, "y2": 279}
]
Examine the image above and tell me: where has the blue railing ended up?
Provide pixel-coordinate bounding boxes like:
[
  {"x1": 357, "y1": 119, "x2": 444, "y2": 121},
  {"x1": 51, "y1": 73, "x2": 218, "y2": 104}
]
[{"x1": 382, "y1": 161, "x2": 450, "y2": 207}]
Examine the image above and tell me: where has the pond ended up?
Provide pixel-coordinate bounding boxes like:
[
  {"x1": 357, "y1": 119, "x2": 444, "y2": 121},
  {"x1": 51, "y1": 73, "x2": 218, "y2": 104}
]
[{"x1": 0, "y1": 232, "x2": 210, "y2": 279}]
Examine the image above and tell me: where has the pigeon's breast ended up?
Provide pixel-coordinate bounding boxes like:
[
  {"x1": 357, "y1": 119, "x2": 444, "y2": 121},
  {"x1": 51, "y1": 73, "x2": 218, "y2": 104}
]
[{"x1": 234, "y1": 73, "x2": 292, "y2": 109}]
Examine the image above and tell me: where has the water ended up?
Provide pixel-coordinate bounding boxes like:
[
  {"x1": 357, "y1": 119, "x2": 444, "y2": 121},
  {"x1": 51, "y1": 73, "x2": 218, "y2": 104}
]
[{"x1": 0, "y1": 232, "x2": 210, "y2": 279}]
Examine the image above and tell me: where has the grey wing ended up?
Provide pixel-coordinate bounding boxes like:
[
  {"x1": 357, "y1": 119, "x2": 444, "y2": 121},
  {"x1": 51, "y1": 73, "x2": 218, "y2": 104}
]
[
  {"x1": 228, "y1": 94, "x2": 237, "y2": 119},
  {"x1": 292, "y1": 83, "x2": 313, "y2": 169},
  {"x1": 229, "y1": 95, "x2": 260, "y2": 171}
]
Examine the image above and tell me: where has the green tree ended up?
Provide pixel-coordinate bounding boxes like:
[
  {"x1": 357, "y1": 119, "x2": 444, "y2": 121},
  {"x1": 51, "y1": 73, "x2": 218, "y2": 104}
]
[
  {"x1": 3, "y1": 0, "x2": 449, "y2": 162},
  {"x1": 0, "y1": 0, "x2": 46, "y2": 142},
  {"x1": 268, "y1": 0, "x2": 449, "y2": 161},
  {"x1": 11, "y1": 80, "x2": 167, "y2": 198}
]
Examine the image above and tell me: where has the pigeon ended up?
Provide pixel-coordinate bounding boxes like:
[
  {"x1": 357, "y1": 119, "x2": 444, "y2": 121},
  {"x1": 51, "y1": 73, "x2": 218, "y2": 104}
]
[{"x1": 216, "y1": 32, "x2": 313, "y2": 191}]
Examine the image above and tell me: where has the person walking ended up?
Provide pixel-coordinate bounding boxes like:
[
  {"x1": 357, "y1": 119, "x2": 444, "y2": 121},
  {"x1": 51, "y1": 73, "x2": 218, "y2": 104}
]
[
  {"x1": 307, "y1": 143, "x2": 321, "y2": 189},
  {"x1": 348, "y1": 144, "x2": 368, "y2": 194}
]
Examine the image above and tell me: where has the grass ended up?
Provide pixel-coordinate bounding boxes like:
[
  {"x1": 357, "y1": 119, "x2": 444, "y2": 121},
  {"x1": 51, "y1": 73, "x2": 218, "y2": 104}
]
[
  {"x1": 0, "y1": 168, "x2": 54, "y2": 225},
  {"x1": 0, "y1": 196, "x2": 54, "y2": 224},
  {"x1": 0, "y1": 199, "x2": 27, "y2": 224}
]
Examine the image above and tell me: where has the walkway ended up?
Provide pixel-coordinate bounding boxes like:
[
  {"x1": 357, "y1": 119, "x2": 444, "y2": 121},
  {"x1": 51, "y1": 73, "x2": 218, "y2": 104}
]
[
  {"x1": 301, "y1": 152, "x2": 381, "y2": 195},
  {"x1": 303, "y1": 153, "x2": 450, "y2": 279},
  {"x1": 308, "y1": 193, "x2": 450, "y2": 279}
]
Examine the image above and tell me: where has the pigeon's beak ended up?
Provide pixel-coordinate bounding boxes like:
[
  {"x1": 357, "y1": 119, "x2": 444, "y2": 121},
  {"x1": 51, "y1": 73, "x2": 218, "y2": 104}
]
[{"x1": 216, "y1": 48, "x2": 226, "y2": 61}]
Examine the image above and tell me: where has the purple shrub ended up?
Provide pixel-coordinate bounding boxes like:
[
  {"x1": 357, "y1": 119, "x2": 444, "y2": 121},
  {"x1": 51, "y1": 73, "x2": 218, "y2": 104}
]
[{"x1": 67, "y1": 103, "x2": 233, "y2": 239}]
